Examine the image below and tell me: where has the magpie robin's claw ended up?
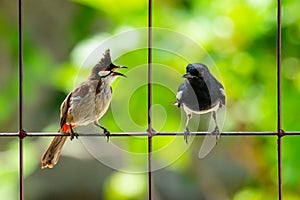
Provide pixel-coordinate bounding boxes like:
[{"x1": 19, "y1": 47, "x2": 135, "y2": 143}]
[
  {"x1": 184, "y1": 127, "x2": 190, "y2": 144},
  {"x1": 211, "y1": 126, "x2": 220, "y2": 141}
]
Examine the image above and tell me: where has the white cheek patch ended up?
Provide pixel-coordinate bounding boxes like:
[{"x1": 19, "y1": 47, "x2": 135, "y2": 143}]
[{"x1": 98, "y1": 71, "x2": 110, "y2": 77}]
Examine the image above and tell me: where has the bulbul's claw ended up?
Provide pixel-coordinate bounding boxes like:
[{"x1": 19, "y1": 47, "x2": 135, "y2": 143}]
[
  {"x1": 93, "y1": 121, "x2": 110, "y2": 142},
  {"x1": 69, "y1": 125, "x2": 79, "y2": 141},
  {"x1": 184, "y1": 127, "x2": 190, "y2": 144},
  {"x1": 70, "y1": 130, "x2": 79, "y2": 141},
  {"x1": 103, "y1": 129, "x2": 110, "y2": 142}
]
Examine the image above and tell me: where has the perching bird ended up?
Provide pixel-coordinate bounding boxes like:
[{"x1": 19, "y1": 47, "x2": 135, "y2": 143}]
[
  {"x1": 175, "y1": 63, "x2": 225, "y2": 143},
  {"x1": 41, "y1": 49, "x2": 127, "y2": 169}
]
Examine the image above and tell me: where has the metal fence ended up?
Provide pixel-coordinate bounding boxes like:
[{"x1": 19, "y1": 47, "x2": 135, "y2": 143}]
[{"x1": 1, "y1": 0, "x2": 300, "y2": 199}]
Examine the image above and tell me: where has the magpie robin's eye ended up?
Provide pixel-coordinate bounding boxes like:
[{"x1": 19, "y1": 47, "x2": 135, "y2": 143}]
[
  {"x1": 186, "y1": 64, "x2": 193, "y2": 71},
  {"x1": 189, "y1": 68, "x2": 199, "y2": 76}
]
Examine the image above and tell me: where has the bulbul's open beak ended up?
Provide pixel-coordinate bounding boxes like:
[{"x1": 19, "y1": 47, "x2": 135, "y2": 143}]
[
  {"x1": 112, "y1": 66, "x2": 127, "y2": 77},
  {"x1": 182, "y1": 72, "x2": 195, "y2": 79}
]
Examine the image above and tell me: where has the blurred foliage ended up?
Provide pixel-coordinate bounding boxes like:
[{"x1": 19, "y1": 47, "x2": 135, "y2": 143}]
[{"x1": 1, "y1": 0, "x2": 300, "y2": 199}]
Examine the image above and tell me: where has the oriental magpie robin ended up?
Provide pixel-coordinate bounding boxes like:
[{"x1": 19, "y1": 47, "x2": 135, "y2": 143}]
[{"x1": 175, "y1": 63, "x2": 225, "y2": 143}]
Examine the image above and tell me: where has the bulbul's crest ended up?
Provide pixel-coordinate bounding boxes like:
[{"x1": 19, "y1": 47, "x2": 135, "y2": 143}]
[
  {"x1": 90, "y1": 49, "x2": 112, "y2": 78},
  {"x1": 96, "y1": 49, "x2": 112, "y2": 70}
]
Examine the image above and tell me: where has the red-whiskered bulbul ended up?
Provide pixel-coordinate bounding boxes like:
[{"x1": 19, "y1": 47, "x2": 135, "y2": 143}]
[{"x1": 41, "y1": 49, "x2": 127, "y2": 169}]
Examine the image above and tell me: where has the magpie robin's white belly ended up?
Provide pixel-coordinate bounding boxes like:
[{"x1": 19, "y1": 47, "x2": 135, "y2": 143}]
[{"x1": 183, "y1": 101, "x2": 220, "y2": 115}]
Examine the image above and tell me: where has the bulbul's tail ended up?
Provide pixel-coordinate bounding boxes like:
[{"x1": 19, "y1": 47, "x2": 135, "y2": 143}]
[{"x1": 41, "y1": 124, "x2": 74, "y2": 169}]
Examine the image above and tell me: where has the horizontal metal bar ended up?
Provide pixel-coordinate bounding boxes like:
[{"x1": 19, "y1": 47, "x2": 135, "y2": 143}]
[
  {"x1": 1, "y1": 131, "x2": 300, "y2": 137},
  {"x1": 26, "y1": 133, "x2": 149, "y2": 137},
  {"x1": 157, "y1": 132, "x2": 277, "y2": 136},
  {"x1": 0, "y1": 133, "x2": 20, "y2": 137}
]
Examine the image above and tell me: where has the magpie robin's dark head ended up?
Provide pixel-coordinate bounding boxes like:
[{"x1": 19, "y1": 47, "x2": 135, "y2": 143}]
[
  {"x1": 90, "y1": 49, "x2": 127, "y2": 79},
  {"x1": 183, "y1": 63, "x2": 209, "y2": 79}
]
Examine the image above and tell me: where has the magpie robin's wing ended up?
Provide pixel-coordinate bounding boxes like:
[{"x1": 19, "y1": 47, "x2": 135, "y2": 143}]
[
  {"x1": 175, "y1": 81, "x2": 188, "y2": 107},
  {"x1": 219, "y1": 87, "x2": 226, "y2": 106},
  {"x1": 206, "y1": 73, "x2": 226, "y2": 107}
]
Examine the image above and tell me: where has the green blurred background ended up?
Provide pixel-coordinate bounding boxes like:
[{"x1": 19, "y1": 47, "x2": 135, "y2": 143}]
[{"x1": 1, "y1": 0, "x2": 300, "y2": 199}]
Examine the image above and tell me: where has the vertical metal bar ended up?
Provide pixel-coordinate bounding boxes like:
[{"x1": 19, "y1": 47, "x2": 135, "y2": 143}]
[
  {"x1": 18, "y1": 0, "x2": 24, "y2": 199},
  {"x1": 147, "y1": 136, "x2": 152, "y2": 200},
  {"x1": 277, "y1": 0, "x2": 283, "y2": 199},
  {"x1": 147, "y1": 0, "x2": 153, "y2": 199},
  {"x1": 147, "y1": 0, "x2": 153, "y2": 129},
  {"x1": 277, "y1": 0, "x2": 282, "y2": 131},
  {"x1": 277, "y1": 137, "x2": 282, "y2": 200}
]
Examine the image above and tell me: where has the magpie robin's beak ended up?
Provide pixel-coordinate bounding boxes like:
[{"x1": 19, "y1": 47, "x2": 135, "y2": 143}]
[
  {"x1": 182, "y1": 72, "x2": 195, "y2": 79},
  {"x1": 112, "y1": 66, "x2": 127, "y2": 77}
]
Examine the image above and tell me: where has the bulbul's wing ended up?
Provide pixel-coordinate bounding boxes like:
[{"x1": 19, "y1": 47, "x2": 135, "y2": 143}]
[
  {"x1": 60, "y1": 93, "x2": 72, "y2": 128},
  {"x1": 59, "y1": 80, "x2": 95, "y2": 126}
]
